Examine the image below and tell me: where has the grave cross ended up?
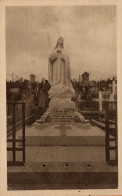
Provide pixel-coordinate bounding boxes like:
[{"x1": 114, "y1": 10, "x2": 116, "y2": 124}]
[{"x1": 55, "y1": 123, "x2": 71, "y2": 136}]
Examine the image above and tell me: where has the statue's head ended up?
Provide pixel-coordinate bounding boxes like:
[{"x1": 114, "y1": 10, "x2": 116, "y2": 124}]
[{"x1": 54, "y1": 37, "x2": 64, "y2": 49}]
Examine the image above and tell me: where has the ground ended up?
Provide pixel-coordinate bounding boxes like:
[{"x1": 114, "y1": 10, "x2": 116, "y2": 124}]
[{"x1": 7, "y1": 123, "x2": 118, "y2": 190}]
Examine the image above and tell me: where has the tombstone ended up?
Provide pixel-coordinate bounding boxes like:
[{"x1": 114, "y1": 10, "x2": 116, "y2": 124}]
[{"x1": 30, "y1": 74, "x2": 36, "y2": 84}]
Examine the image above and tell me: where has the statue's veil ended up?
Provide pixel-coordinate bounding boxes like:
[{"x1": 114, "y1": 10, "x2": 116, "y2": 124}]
[{"x1": 54, "y1": 37, "x2": 64, "y2": 49}]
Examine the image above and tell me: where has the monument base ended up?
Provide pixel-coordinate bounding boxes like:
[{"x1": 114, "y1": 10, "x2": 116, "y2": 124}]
[{"x1": 36, "y1": 83, "x2": 86, "y2": 124}]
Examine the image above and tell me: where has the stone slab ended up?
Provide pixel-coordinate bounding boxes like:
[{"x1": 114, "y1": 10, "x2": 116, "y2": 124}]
[
  {"x1": 22, "y1": 136, "x2": 105, "y2": 146},
  {"x1": 18, "y1": 123, "x2": 106, "y2": 146},
  {"x1": 27, "y1": 124, "x2": 105, "y2": 136},
  {"x1": 8, "y1": 146, "x2": 106, "y2": 162},
  {"x1": 8, "y1": 162, "x2": 117, "y2": 173}
]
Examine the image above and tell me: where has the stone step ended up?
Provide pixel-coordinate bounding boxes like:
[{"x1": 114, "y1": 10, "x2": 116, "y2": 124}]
[
  {"x1": 21, "y1": 135, "x2": 105, "y2": 146},
  {"x1": 7, "y1": 162, "x2": 118, "y2": 190},
  {"x1": 8, "y1": 172, "x2": 118, "y2": 190}
]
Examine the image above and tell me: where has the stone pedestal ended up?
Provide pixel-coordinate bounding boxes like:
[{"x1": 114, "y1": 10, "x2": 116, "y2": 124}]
[
  {"x1": 37, "y1": 84, "x2": 85, "y2": 123},
  {"x1": 48, "y1": 84, "x2": 76, "y2": 112},
  {"x1": 37, "y1": 84, "x2": 85, "y2": 124}
]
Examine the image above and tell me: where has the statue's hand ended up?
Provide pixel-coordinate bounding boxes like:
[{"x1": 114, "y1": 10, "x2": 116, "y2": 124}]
[
  {"x1": 49, "y1": 56, "x2": 57, "y2": 61},
  {"x1": 61, "y1": 57, "x2": 65, "y2": 61},
  {"x1": 57, "y1": 49, "x2": 62, "y2": 53},
  {"x1": 49, "y1": 51, "x2": 58, "y2": 61}
]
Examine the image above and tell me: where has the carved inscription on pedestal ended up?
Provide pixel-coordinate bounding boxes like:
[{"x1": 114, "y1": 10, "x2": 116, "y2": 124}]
[{"x1": 52, "y1": 110, "x2": 73, "y2": 123}]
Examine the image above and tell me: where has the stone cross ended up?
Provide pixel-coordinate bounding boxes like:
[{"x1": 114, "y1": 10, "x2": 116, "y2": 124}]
[{"x1": 55, "y1": 124, "x2": 71, "y2": 136}]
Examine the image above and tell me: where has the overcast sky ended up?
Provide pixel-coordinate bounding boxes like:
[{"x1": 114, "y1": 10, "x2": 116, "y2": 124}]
[{"x1": 6, "y1": 6, "x2": 116, "y2": 81}]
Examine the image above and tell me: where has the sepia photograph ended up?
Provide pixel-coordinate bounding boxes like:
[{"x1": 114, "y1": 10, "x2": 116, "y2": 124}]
[{"x1": 4, "y1": 3, "x2": 118, "y2": 191}]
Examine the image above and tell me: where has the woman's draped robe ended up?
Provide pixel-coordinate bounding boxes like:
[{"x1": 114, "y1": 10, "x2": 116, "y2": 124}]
[
  {"x1": 47, "y1": 48, "x2": 76, "y2": 112},
  {"x1": 48, "y1": 49, "x2": 72, "y2": 87}
]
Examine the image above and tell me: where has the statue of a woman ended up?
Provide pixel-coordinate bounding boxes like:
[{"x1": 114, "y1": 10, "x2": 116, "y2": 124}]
[
  {"x1": 36, "y1": 37, "x2": 85, "y2": 123},
  {"x1": 48, "y1": 37, "x2": 74, "y2": 99},
  {"x1": 48, "y1": 37, "x2": 72, "y2": 87}
]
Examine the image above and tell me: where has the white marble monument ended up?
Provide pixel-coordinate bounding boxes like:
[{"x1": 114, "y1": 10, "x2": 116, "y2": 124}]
[{"x1": 37, "y1": 37, "x2": 85, "y2": 124}]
